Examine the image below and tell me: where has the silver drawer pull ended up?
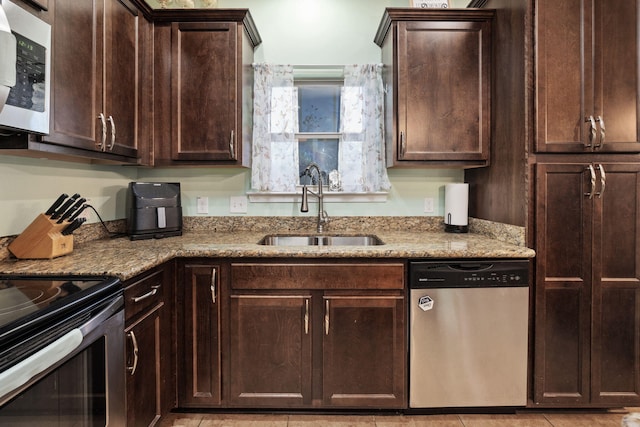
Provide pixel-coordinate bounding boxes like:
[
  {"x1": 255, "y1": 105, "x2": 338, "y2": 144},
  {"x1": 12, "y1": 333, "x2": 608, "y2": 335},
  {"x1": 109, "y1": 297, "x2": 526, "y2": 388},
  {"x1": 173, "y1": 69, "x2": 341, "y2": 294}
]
[
  {"x1": 585, "y1": 115, "x2": 596, "y2": 149},
  {"x1": 229, "y1": 130, "x2": 235, "y2": 160},
  {"x1": 585, "y1": 164, "x2": 596, "y2": 199},
  {"x1": 126, "y1": 330, "x2": 139, "y2": 376},
  {"x1": 304, "y1": 299, "x2": 309, "y2": 335},
  {"x1": 97, "y1": 113, "x2": 107, "y2": 150},
  {"x1": 324, "y1": 300, "x2": 330, "y2": 335},
  {"x1": 596, "y1": 164, "x2": 606, "y2": 198},
  {"x1": 211, "y1": 268, "x2": 217, "y2": 304},
  {"x1": 596, "y1": 116, "x2": 605, "y2": 149},
  {"x1": 107, "y1": 115, "x2": 116, "y2": 151},
  {"x1": 132, "y1": 284, "x2": 161, "y2": 303}
]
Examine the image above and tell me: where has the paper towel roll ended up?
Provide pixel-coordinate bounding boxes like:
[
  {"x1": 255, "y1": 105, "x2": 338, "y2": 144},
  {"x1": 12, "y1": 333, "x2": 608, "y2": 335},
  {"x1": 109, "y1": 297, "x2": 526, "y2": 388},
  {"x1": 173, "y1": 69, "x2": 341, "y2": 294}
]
[{"x1": 444, "y1": 183, "x2": 469, "y2": 232}]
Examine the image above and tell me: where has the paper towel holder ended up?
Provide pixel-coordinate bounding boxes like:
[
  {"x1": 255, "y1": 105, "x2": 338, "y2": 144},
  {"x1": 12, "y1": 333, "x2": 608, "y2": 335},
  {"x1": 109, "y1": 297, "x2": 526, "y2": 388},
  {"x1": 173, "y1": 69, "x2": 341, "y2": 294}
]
[{"x1": 444, "y1": 183, "x2": 469, "y2": 233}]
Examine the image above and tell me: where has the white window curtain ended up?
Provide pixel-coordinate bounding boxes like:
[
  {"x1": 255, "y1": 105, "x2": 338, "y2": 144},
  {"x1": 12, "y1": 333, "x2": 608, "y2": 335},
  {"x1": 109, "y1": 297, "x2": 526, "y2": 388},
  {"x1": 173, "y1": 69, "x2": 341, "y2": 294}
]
[
  {"x1": 251, "y1": 63, "x2": 390, "y2": 193},
  {"x1": 251, "y1": 64, "x2": 299, "y2": 192},
  {"x1": 340, "y1": 64, "x2": 390, "y2": 192}
]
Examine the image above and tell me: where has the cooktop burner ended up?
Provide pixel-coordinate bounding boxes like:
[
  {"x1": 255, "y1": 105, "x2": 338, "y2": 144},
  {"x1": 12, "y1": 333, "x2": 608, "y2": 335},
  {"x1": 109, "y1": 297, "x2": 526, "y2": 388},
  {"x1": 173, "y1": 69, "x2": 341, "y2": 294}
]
[
  {"x1": 0, "y1": 275, "x2": 122, "y2": 373},
  {"x1": 0, "y1": 277, "x2": 104, "y2": 328}
]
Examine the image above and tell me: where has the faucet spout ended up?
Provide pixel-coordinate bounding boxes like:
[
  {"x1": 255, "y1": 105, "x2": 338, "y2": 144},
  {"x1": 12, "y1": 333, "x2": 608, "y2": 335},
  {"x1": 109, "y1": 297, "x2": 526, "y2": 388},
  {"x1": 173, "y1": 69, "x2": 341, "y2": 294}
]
[{"x1": 300, "y1": 163, "x2": 329, "y2": 233}]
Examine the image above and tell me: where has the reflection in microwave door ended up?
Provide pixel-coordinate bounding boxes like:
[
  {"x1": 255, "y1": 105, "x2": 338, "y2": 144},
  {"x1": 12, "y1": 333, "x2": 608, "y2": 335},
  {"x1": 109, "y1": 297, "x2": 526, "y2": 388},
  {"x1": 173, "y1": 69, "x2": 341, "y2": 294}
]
[{"x1": 31, "y1": 82, "x2": 45, "y2": 112}]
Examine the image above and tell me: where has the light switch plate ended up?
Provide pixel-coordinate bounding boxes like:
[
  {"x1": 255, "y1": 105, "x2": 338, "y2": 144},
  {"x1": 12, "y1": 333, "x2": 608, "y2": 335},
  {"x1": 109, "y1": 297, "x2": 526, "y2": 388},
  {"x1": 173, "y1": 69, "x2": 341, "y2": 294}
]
[
  {"x1": 230, "y1": 196, "x2": 248, "y2": 214},
  {"x1": 196, "y1": 197, "x2": 209, "y2": 214}
]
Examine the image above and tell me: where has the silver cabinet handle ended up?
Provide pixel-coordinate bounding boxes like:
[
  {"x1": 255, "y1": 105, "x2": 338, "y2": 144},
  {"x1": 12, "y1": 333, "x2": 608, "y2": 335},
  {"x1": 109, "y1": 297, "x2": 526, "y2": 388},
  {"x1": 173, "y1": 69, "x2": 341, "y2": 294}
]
[
  {"x1": 132, "y1": 284, "x2": 160, "y2": 303},
  {"x1": 229, "y1": 130, "x2": 235, "y2": 160},
  {"x1": 585, "y1": 164, "x2": 597, "y2": 199},
  {"x1": 304, "y1": 299, "x2": 309, "y2": 335},
  {"x1": 324, "y1": 300, "x2": 330, "y2": 335},
  {"x1": 126, "y1": 330, "x2": 139, "y2": 376},
  {"x1": 210, "y1": 268, "x2": 217, "y2": 304},
  {"x1": 585, "y1": 115, "x2": 596, "y2": 148},
  {"x1": 97, "y1": 113, "x2": 107, "y2": 150},
  {"x1": 596, "y1": 164, "x2": 606, "y2": 198},
  {"x1": 107, "y1": 115, "x2": 116, "y2": 151},
  {"x1": 400, "y1": 131, "x2": 406, "y2": 158},
  {"x1": 596, "y1": 116, "x2": 605, "y2": 149}
]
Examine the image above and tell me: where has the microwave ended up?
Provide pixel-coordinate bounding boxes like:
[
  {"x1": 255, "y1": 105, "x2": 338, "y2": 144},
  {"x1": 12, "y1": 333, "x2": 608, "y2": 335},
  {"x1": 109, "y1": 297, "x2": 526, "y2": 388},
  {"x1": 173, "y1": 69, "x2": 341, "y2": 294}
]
[{"x1": 0, "y1": 0, "x2": 50, "y2": 135}]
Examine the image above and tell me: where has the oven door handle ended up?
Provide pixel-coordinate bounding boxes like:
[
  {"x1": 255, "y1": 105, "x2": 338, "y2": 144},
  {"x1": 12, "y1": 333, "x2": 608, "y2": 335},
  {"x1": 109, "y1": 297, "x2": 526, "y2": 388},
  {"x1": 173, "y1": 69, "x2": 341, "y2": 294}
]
[
  {"x1": 0, "y1": 295, "x2": 124, "y2": 403},
  {"x1": 0, "y1": 329, "x2": 83, "y2": 400}
]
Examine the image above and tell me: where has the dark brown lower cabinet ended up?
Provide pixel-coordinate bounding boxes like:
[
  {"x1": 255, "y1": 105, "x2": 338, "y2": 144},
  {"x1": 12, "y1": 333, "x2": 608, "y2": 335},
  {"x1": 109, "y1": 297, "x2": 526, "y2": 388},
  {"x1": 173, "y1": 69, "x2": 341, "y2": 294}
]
[
  {"x1": 534, "y1": 161, "x2": 640, "y2": 407},
  {"x1": 229, "y1": 294, "x2": 312, "y2": 407},
  {"x1": 124, "y1": 263, "x2": 174, "y2": 427},
  {"x1": 227, "y1": 261, "x2": 406, "y2": 409},
  {"x1": 322, "y1": 294, "x2": 405, "y2": 408},
  {"x1": 125, "y1": 307, "x2": 161, "y2": 427},
  {"x1": 178, "y1": 262, "x2": 223, "y2": 407}
]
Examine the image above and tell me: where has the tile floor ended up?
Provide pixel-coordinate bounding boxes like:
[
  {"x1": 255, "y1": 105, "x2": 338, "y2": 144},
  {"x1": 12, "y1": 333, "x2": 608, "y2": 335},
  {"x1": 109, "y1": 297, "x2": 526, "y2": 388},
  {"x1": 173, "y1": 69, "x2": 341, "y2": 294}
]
[{"x1": 158, "y1": 408, "x2": 640, "y2": 427}]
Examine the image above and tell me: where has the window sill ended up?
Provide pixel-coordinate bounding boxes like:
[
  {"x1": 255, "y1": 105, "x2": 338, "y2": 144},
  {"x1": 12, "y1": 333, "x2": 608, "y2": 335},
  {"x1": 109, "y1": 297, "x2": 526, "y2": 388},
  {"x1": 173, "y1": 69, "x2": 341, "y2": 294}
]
[{"x1": 247, "y1": 191, "x2": 388, "y2": 203}]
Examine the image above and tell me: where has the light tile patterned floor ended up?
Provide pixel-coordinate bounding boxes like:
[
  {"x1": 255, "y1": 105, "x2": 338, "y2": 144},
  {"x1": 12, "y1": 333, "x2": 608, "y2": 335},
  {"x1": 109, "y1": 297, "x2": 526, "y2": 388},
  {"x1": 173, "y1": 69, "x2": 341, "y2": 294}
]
[{"x1": 158, "y1": 408, "x2": 639, "y2": 427}]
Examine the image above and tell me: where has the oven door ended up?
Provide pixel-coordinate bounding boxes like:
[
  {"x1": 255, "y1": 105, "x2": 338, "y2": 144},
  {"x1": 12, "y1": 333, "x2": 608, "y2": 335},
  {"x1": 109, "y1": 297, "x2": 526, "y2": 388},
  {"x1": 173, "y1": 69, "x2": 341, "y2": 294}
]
[{"x1": 0, "y1": 295, "x2": 125, "y2": 426}]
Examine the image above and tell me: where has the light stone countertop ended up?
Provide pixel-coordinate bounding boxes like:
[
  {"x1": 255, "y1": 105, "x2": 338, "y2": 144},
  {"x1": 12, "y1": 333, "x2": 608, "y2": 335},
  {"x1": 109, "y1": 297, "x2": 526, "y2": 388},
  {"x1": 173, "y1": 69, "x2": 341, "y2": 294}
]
[{"x1": 0, "y1": 227, "x2": 535, "y2": 281}]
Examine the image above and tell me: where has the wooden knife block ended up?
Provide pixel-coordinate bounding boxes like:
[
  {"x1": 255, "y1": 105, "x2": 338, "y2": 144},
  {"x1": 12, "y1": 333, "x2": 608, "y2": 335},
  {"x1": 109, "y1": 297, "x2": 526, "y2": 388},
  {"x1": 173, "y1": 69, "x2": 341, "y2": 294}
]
[{"x1": 8, "y1": 213, "x2": 74, "y2": 259}]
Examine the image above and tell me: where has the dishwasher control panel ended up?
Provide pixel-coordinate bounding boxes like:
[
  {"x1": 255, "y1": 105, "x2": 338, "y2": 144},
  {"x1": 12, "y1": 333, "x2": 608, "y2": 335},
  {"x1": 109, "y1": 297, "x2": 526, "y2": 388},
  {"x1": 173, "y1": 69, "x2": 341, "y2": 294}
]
[{"x1": 409, "y1": 260, "x2": 529, "y2": 288}]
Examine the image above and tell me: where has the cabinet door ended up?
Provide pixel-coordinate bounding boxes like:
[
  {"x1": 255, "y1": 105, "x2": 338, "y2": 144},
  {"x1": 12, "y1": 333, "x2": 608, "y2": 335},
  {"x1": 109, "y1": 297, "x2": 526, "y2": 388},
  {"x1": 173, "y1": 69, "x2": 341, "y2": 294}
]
[
  {"x1": 536, "y1": 0, "x2": 640, "y2": 153},
  {"x1": 171, "y1": 22, "x2": 238, "y2": 162},
  {"x1": 179, "y1": 264, "x2": 222, "y2": 407},
  {"x1": 322, "y1": 294, "x2": 405, "y2": 408},
  {"x1": 395, "y1": 19, "x2": 490, "y2": 163},
  {"x1": 125, "y1": 305, "x2": 161, "y2": 427},
  {"x1": 228, "y1": 294, "x2": 312, "y2": 407},
  {"x1": 103, "y1": 0, "x2": 138, "y2": 158},
  {"x1": 533, "y1": 163, "x2": 593, "y2": 405},
  {"x1": 45, "y1": 0, "x2": 103, "y2": 151},
  {"x1": 591, "y1": 163, "x2": 640, "y2": 405},
  {"x1": 593, "y1": 2, "x2": 640, "y2": 152},
  {"x1": 124, "y1": 264, "x2": 174, "y2": 425}
]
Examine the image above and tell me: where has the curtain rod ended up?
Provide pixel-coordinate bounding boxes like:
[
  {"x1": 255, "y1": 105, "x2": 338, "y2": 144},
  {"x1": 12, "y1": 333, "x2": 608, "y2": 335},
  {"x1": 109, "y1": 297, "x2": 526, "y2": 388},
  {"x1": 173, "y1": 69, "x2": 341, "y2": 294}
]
[{"x1": 252, "y1": 63, "x2": 384, "y2": 68}]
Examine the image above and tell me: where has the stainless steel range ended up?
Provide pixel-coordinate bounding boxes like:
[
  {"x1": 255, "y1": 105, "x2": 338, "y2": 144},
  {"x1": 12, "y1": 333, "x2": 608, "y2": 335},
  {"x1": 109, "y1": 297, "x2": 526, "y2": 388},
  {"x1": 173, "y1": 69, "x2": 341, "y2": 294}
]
[{"x1": 0, "y1": 275, "x2": 125, "y2": 426}]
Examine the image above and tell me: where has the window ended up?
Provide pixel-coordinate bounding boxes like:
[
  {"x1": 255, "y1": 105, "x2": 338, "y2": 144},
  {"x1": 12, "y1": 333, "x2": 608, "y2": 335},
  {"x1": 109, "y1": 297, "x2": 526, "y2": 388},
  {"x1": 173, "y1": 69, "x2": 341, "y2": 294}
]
[
  {"x1": 251, "y1": 64, "x2": 390, "y2": 194},
  {"x1": 297, "y1": 82, "x2": 341, "y2": 185}
]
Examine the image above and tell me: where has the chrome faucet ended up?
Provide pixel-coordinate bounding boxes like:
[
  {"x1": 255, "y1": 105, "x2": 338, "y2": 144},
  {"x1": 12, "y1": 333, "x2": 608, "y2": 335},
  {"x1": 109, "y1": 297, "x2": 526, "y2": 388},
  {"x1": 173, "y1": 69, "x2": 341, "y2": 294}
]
[{"x1": 300, "y1": 162, "x2": 329, "y2": 233}]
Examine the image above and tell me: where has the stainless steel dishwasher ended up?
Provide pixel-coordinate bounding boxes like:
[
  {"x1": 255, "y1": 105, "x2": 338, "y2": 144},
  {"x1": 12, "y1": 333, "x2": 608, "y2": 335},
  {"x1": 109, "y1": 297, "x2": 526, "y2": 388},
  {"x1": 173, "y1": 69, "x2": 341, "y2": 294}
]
[{"x1": 409, "y1": 259, "x2": 529, "y2": 408}]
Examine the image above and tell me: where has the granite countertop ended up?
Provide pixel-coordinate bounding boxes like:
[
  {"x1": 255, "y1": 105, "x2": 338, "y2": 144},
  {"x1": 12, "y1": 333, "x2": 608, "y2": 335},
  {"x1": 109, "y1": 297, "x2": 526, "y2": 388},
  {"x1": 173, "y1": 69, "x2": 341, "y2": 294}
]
[{"x1": 0, "y1": 222, "x2": 535, "y2": 281}]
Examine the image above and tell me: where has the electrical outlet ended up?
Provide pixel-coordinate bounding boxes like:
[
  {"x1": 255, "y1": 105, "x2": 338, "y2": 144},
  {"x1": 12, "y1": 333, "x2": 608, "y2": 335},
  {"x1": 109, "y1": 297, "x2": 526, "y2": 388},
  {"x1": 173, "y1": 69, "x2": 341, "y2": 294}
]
[
  {"x1": 424, "y1": 197, "x2": 435, "y2": 213},
  {"x1": 196, "y1": 196, "x2": 209, "y2": 214},
  {"x1": 230, "y1": 196, "x2": 248, "y2": 214}
]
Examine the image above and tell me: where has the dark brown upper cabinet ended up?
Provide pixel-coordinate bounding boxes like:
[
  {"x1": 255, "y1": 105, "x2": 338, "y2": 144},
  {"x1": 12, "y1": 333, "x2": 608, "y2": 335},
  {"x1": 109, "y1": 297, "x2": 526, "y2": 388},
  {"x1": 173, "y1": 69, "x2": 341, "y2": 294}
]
[
  {"x1": 152, "y1": 9, "x2": 261, "y2": 166},
  {"x1": 43, "y1": 0, "x2": 142, "y2": 163},
  {"x1": 536, "y1": 0, "x2": 640, "y2": 153},
  {"x1": 375, "y1": 8, "x2": 494, "y2": 168}
]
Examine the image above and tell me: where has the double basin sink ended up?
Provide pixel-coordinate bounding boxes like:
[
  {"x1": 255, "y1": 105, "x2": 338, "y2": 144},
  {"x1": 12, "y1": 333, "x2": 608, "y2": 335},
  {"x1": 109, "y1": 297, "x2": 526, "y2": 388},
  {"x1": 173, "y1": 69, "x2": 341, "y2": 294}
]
[{"x1": 259, "y1": 234, "x2": 384, "y2": 246}]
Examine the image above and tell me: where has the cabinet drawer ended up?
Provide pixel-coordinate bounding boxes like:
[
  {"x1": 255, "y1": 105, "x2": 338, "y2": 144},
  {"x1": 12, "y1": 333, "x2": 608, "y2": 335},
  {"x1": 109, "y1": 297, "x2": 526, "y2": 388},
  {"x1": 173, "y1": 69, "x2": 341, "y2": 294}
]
[
  {"x1": 231, "y1": 262, "x2": 405, "y2": 290},
  {"x1": 124, "y1": 269, "x2": 165, "y2": 321}
]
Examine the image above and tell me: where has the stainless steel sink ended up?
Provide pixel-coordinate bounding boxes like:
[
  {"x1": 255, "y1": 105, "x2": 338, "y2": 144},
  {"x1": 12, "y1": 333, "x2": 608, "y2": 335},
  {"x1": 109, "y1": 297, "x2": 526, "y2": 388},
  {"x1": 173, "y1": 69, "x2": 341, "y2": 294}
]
[{"x1": 259, "y1": 234, "x2": 384, "y2": 246}]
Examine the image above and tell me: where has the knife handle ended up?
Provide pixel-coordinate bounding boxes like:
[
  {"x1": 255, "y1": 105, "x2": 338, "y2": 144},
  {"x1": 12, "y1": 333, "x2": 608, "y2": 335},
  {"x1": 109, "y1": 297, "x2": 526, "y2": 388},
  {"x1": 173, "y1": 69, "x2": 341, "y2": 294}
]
[
  {"x1": 50, "y1": 193, "x2": 80, "y2": 220},
  {"x1": 45, "y1": 194, "x2": 68, "y2": 216},
  {"x1": 57, "y1": 198, "x2": 86, "y2": 223},
  {"x1": 62, "y1": 217, "x2": 86, "y2": 235},
  {"x1": 68, "y1": 204, "x2": 87, "y2": 222}
]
